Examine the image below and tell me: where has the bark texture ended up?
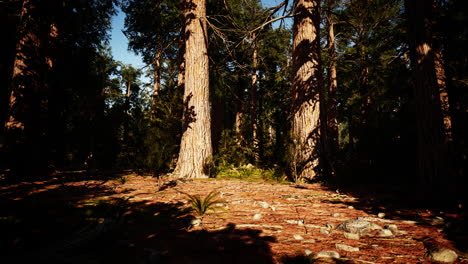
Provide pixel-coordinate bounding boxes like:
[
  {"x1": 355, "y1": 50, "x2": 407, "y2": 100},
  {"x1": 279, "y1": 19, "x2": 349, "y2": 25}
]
[
  {"x1": 5, "y1": 0, "x2": 50, "y2": 176},
  {"x1": 174, "y1": 0, "x2": 212, "y2": 178},
  {"x1": 290, "y1": 0, "x2": 322, "y2": 181},
  {"x1": 406, "y1": 0, "x2": 446, "y2": 190}
]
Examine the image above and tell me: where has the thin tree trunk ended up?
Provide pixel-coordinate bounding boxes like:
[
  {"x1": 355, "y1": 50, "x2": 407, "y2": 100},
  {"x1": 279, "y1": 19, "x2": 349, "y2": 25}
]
[
  {"x1": 235, "y1": 70, "x2": 245, "y2": 146},
  {"x1": 153, "y1": 50, "x2": 162, "y2": 97},
  {"x1": 290, "y1": 0, "x2": 322, "y2": 181},
  {"x1": 325, "y1": 0, "x2": 338, "y2": 177},
  {"x1": 251, "y1": 33, "x2": 259, "y2": 163},
  {"x1": 434, "y1": 47, "x2": 452, "y2": 142},
  {"x1": 174, "y1": 0, "x2": 212, "y2": 178},
  {"x1": 406, "y1": 0, "x2": 446, "y2": 191}
]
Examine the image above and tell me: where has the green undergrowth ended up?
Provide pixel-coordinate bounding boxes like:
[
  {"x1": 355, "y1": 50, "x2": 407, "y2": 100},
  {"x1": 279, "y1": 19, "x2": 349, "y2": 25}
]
[{"x1": 215, "y1": 165, "x2": 288, "y2": 183}]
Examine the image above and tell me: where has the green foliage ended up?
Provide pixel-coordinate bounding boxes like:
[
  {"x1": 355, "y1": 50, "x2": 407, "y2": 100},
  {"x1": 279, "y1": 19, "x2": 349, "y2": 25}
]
[
  {"x1": 215, "y1": 165, "x2": 286, "y2": 183},
  {"x1": 179, "y1": 190, "x2": 226, "y2": 216}
]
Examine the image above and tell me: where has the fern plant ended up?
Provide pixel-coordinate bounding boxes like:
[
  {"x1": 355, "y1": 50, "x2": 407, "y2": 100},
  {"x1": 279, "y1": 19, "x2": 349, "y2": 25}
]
[{"x1": 180, "y1": 190, "x2": 226, "y2": 216}]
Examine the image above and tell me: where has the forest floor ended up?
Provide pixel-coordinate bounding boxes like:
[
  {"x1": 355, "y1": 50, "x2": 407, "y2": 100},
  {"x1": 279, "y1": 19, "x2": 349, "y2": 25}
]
[{"x1": 1, "y1": 172, "x2": 467, "y2": 264}]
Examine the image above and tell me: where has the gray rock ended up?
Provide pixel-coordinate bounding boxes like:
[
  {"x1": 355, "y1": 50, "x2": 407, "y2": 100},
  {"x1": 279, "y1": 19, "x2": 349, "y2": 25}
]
[
  {"x1": 348, "y1": 206, "x2": 354, "y2": 209},
  {"x1": 344, "y1": 232, "x2": 360, "y2": 240},
  {"x1": 377, "y1": 229, "x2": 393, "y2": 237},
  {"x1": 335, "y1": 244, "x2": 359, "y2": 252},
  {"x1": 428, "y1": 248, "x2": 458, "y2": 263},
  {"x1": 253, "y1": 214, "x2": 263, "y2": 220},
  {"x1": 293, "y1": 234, "x2": 304, "y2": 240},
  {"x1": 304, "y1": 249, "x2": 313, "y2": 256},
  {"x1": 257, "y1": 201, "x2": 269, "y2": 208},
  {"x1": 331, "y1": 213, "x2": 341, "y2": 217},
  {"x1": 337, "y1": 219, "x2": 370, "y2": 235},
  {"x1": 316, "y1": 250, "x2": 340, "y2": 258},
  {"x1": 377, "y1": 212, "x2": 386, "y2": 218}
]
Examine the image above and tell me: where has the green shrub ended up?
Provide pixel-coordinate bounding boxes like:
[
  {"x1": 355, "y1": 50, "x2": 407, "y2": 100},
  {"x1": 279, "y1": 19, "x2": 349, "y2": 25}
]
[{"x1": 179, "y1": 190, "x2": 226, "y2": 216}]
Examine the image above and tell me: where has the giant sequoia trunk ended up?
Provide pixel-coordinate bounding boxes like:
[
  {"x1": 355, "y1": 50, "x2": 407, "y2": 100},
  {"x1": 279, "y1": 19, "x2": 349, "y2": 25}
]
[
  {"x1": 174, "y1": 0, "x2": 212, "y2": 178},
  {"x1": 290, "y1": 0, "x2": 322, "y2": 181},
  {"x1": 5, "y1": 0, "x2": 49, "y2": 176},
  {"x1": 405, "y1": 0, "x2": 447, "y2": 191}
]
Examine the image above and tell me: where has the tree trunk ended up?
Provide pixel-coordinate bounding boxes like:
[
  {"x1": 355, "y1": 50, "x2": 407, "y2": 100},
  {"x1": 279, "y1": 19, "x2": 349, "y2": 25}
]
[
  {"x1": 290, "y1": 0, "x2": 322, "y2": 181},
  {"x1": 5, "y1": 0, "x2": 49, "y2": 176},
  {"x1": 406, "y1": 0, "x2": 446, "y2": 191},
  {"x1": 153, "y1": 50, "x2": 162, "y2": 97},
  {"x1": 234, "y1": 70, "x2": 245, "y2": 146},
  {"x1": 325, "y1": 0, "x2": 338, "y2": 176},
  {"x1": 250, "y1": 33, "x2": 259, "y2": 163},
  {"x1": 434, "y1": 47, "x2": 452, "y2": 142},
  {"x1": 174, "y1": 0, "x2": 212, "y2": 178}
]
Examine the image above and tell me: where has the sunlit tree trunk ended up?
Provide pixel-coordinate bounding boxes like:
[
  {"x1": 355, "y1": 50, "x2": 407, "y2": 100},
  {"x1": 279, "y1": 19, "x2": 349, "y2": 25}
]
[
  {"x1": 290, "y1": 0, "x2": 322, "y2": 181},
  {"x1": 406, "y1": 0, "x2": 447, "y2": 191},
  {"x1": 174, "y1": 0, "x2": 212, "y2": 178}
]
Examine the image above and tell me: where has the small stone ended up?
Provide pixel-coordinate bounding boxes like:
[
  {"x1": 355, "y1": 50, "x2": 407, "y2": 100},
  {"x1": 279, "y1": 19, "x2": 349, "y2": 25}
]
[
  {"x1": 432, "y1": 216, "x2": 445, "y2": 225},
  {"x1": 378, "y1": 212, "x2": 386, "y2": 218},
  {"x1": 337, "y1": 219, "x2": 370, "y2": 235},
  {"x1": 320, "y1": 227, "x2": 332, "y2": 235},
  {"x1": 304, "y1": 249, "x2": 313, "y2": 256},
  {"x1": 258, "y1": 201, "x2": 269, "y2": 208},
  {"x1": 190, "y1": 218, "x2": 202, "y2": 227},
  {"x1": 331, "y1": 213, "x2": 341, "y2": 217},
  {"x1": 316, "y1": 250, "x2": 340, "y2": 258},
  {"x1": 428, "y1": 248, "x2": 458, "y2": 263},
  {"x1": 371, "y1": 244, "x2": 379, "y2": 248},
  {"x1": 370, "y1": 223, "x2": 383, "y2": 230},
  {"x1": 348, "y1": 206, "x2": 354, "y2": 209},
  {"x1": 377, "y1": 229, "x2": 393, "y2": 237},
  {"x1": 253, "y1": 214, "x2": 263, "y2": 220},
  {"x1": 293, "y1": 234, "x2": 304, "y2": 240},
  {"x1": 344, "y1": 232, "x2": 360, "y2": 240},
  {"x1": 335, "y1": 244, "x2": 359, "y2": 252},
  {"x1": 384, "y1": 224, "x2": 398, "y2": 233},
  {"x1": 245, "y1": 163, "x2": 254, "y2": 169},
  {"x1": 270, "y1": 206, "x2": 276, "y2": 211}
]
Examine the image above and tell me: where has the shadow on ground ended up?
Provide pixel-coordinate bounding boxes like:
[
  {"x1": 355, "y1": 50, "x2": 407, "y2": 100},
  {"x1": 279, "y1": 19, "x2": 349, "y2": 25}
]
[
  {"x1": 0, "y1": 172, "x2": 277, "y2": 264},
  {"x1": 321, "y1": 182, "x2": 468, "y2": 256}
]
